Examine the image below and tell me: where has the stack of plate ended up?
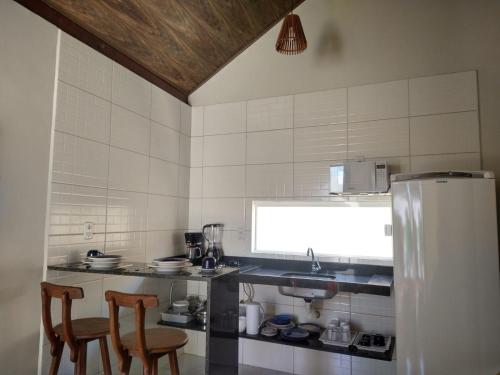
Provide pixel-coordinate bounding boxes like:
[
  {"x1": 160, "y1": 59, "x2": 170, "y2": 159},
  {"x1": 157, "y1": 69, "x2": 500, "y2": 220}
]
[
  {"x1": 265, "y1": 314, "x2": 295, "y2": 330},
  {"x1": 148, "y1": 257, "x2": 191, "y2": 274},
  {"x1": 84, "y1": 255, "x2": 122, "y2": 269}
]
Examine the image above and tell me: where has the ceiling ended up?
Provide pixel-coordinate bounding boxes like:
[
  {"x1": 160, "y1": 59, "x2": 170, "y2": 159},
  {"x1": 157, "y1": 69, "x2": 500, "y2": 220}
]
[{"x1": 17, "y1": 0, "x2": 304, "y2": 102}]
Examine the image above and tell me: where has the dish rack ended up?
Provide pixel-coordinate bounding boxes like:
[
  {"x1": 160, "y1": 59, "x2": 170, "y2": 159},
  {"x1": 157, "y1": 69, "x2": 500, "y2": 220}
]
[
  {"x1": 319, "y1": 330, "x2": 357, "y2": 348},
  {"x1": 352, "y1": 331, "x2": 392, "y2": 353}
]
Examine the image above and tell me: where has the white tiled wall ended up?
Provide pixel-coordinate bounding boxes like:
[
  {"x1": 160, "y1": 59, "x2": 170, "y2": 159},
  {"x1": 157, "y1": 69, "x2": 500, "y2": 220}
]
[
  {"x1": 188, "y1": 70, "x2": 480, "y2": 253},
  {"x1": 44, "y1": 33, "x2": 189, "y2": 374},
  {"x1": 186, "y1": 70, "x2": 480, "y2": 374},
  {"x1": 45, "y1": 42, "x2": 481, "y2": 375}
]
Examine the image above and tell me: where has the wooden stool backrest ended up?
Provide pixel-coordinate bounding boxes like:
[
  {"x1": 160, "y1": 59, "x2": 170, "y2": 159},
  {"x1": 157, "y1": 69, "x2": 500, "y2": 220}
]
[
  {"x1": 40, "y1": 282, "x2": 84, "y2": 362},
  {"x1": 105, "y1": 290, "x2": 159, "y2": 369}
]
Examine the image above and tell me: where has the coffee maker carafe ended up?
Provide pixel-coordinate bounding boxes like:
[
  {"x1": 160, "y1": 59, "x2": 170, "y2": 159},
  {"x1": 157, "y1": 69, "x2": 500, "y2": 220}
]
[
  {"x1": 184, "y1": 232, "x2": 204, "y2": 265},
  {"x1": 202, "y1": 223, "x2": 224, "y2": 263}
]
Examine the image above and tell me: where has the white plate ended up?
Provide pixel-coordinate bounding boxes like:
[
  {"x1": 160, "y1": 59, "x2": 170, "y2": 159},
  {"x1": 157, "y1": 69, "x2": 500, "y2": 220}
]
[
  {"x1": 89, "y1": 264, "x2": 122, "y2": 269},
  {"x1": 152, "y1": 267, "x2": 188, "y2": 274},
  {"x1": 153, "y1": 257, "x2": 189, "y2": 265},
  {"x1": 85, "y1": 257, "x2": 121, "y2": 263},
  {"x1": 149, "y1": 262, "x2": 191, "y2": 269}
]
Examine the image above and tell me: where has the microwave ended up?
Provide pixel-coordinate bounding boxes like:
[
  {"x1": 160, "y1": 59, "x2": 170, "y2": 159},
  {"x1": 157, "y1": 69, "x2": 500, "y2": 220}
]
[{"x1": 330, "y1": 160, "x2": 390, "y2": 194}]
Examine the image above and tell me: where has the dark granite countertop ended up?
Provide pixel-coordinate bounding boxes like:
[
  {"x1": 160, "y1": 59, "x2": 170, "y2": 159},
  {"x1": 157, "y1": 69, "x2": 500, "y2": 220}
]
[
  {"x1": 47, "y1": 262, "x2": 238, "y2": 282},
  {"x1": 225, "y1": 256, "x2": 393, "y2": 296}
]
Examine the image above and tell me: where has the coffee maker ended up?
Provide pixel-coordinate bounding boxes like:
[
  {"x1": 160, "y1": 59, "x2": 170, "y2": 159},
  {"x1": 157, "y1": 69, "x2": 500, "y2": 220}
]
[
  {"x1": 202, "y1": 223, "x2": 224, "y2": 263},
  {"x1": 184, "y1": 232, "x2": 204, "y2": 265}
]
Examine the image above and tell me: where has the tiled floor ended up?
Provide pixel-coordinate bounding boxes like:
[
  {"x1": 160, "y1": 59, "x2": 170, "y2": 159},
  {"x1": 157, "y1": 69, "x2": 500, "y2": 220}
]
[{"x1": 154, "y1": 354, "x2": 292, "y2": 375}]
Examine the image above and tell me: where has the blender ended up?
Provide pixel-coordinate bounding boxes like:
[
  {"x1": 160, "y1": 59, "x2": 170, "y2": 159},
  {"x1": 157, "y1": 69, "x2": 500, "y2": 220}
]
[{"x1": 202, "y1": 223, "x2": 224, "y2": 263}]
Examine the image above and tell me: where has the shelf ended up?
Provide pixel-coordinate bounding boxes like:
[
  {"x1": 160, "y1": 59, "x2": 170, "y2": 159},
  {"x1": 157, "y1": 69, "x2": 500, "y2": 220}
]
[
  {"x1": 157, "y1": 319, "x2": 206, "y2": 332},
  {"x1": 238, "y1": 332, "x2": 395, "y2": 362}
]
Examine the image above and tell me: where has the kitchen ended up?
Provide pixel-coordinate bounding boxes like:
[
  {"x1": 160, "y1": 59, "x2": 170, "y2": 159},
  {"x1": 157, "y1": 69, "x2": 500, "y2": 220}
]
[{"x1": 1, "y1": 1, "x2": 500, "y2": 375}]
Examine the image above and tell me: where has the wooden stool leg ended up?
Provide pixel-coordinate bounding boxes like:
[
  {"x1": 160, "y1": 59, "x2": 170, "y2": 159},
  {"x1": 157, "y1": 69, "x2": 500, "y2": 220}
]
[
  {"x1": 168, "y1": 351, "x2": 179, "y2": 375},
  {"x1": 49, "y1": 341, "x2": 64, "y2": 375},
  {"x1": 152, "y1": 357, "x2": 159, "y2": 375},
  {"x1": 120, "y1": 356, "x2": 132, "y2": 375},
  {"x1": 98, "y1": 337, "x2": 112, "y2": 375},
  {"x1": 75, "y1": 342, "x2": 87, "y2": 375}
]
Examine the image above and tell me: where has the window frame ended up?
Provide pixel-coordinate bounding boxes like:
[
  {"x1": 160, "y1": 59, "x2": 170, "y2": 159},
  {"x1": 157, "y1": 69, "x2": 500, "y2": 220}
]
[{"x1": 250, "y1": 196, "x2": 393, "y2": 261}]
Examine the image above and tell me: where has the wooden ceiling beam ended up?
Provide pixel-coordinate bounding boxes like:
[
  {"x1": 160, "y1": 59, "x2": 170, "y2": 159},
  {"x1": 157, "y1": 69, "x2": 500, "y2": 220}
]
[{"x1": 14, "y1": 0, "x2": 189, "y2": 103}]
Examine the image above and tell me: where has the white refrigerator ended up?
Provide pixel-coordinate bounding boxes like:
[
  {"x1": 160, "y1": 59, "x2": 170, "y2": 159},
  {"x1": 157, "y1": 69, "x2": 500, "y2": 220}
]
[{"x1": 391, "y1": 171, "x2": 500, "y2": 375}]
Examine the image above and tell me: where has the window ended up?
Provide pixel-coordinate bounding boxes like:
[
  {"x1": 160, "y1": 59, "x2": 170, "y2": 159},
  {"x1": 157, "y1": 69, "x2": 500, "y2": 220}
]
[{"x1": 251, "y1": 197, "x2": 392, "y2": 260}]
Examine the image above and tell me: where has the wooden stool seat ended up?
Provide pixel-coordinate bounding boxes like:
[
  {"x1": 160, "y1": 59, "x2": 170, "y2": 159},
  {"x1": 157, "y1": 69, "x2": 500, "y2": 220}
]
[
  {"x1": 41, "y1": 282, "x2": 112, "y2": 375},
  {"x1": 121, "y1": 328, "x2": 188, "y2": 355},
  {"x1": 105, "y1": 290, "x2": 189, "y2": 375},
  {"x1": 54, "y1": 317, "x2": 110, "y2": 340}
]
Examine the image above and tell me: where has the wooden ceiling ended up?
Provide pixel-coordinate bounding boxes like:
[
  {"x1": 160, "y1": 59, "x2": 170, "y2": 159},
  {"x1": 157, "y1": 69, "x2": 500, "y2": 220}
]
[{"x1": 17, "y1": 0, "x2": 304, "y2": 102}]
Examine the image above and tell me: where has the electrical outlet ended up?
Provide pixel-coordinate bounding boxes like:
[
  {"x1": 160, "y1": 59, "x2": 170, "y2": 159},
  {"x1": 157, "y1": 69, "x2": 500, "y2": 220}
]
[{"x1": 83, "y1": 222, "x2": 93, "y2": 240}]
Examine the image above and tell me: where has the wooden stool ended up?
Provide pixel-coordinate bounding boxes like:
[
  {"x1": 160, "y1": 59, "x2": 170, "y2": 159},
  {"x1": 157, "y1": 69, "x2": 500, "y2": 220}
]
[
  {"x1": 105, "y1": 290, "x2": 188, "y2": 375},
  {"x1": 41, "y1": 282, "x2": 112, "y2": 375}
]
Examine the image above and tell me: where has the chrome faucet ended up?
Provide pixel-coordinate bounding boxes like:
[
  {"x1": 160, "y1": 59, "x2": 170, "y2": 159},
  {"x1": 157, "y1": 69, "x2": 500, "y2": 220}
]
[{"x1": 307, "y1": 248, "x2": 322, "y2": 273}]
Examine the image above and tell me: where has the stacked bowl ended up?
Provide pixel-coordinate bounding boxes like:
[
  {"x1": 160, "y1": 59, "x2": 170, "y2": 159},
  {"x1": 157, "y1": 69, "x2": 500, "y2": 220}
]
[
  {"x1": 149, "y1": 257, "x2": 191, "y2": 274},
  {"x1": 84, "y1": 255, "x2": 122, "y2": 269}
]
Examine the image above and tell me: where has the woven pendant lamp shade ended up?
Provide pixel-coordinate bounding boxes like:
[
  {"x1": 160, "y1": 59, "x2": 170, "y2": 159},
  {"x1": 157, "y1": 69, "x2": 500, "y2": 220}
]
[{"x1": 275, "y1": 13, "x2": 307, "y2": 55}]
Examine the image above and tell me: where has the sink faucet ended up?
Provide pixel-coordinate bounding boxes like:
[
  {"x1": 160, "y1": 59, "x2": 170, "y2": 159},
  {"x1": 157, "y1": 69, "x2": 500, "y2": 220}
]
[{"x1": 307, "y1": 248, "x2": 322, "y2": 273}]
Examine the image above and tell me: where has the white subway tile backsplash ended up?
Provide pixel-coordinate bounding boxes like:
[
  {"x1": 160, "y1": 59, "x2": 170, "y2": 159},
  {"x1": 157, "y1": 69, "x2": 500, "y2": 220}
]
[
  {"x1": 294, "y1": 124, "x2": 347, "y2": 162},
  {"x1": 247, "y1": 96, "x2": 293, "y2": 132},
  {"x1": 56, "y1": 81, "x2": 111, "y2": 143},
  {"x1": 48, "y1": 233, "x2": 105, "y2": 265},
  {"x1": 148, "y1": 157, "x2": 178, "y2": 196},
  {"x1": 351, "y1": 293, "x2": 395, "y2": 317},
  {"x1": 293, "y1": 348, "x2": 351, "y2": 375},
  {"x1": 151, "y1": 85, "x2": 180, "y2": 130},
  {"x1": 59, "y1": 33, "x2": 112, "y2": 100},
  {"x1": 146, "y1": 230, "x2": 184, "y2": 262},
  {"x1": 188, "y1": 198, "x2": 202, "y2": 231},
  {"x1": 410, "y1": 153, "x2": 481, "y2": 172},
  {"x1": 108, "y1": 147, "x2": 149, "y2": 193},
  {"x1": 190, "y1": 137, "x2": 203, "y2": 167},
  {"x1": 52, "y1": 132, "x2": 109, "y2": 188},
  {"x1": 110, "y1": 104, "x2": 150, "y2": 155},
  {"x1": 147, "y1": 195, "x2": 179, "y2": 231},
  {"x1": 247, "y1": 129, "x2": 293, "y2": 164},
  {"x1": 112, "y1": 63, "x2": 151, "y2": 117},
  {"x1": 179, "y1": 133, "x2": 191, "y2": 166},
  {"x1": 204, "y1": 101, "x2": 246, "y2": 135},
  {"x1": 294, "y1": 88, "x2": 347, "y2": 128},
  {"x1": 202, "y1": 198, "x2": 245, "y2": 230},
  {"x1": 189, "y1": 168, "x2": 203, "y2": 198},
  {"x1": 350, "y1": 313, "x2": 395, "y2": 336},
  {"x1": 348, "y1": 118, "x2": 409, "y2": 159},
  {"x1": 222, "y1": 230, "x2": 249, "y2": 257},
  {"x1": 246, "y1": 164, "x2": 293, "y2": 197},
  {"x1": 178, "y1": 165, "x2": 190, "y2": 198},
  {"x1": 49, "y1": 183, "x2": 107, "y2": 236},
  {"x1": 348, "y1": 80, "x2": 408, "y2": 122},
  {"x1": 410, "y1": 111, "x2": 480, "y2": 155},
  {"x1": 149, "y1": 122, "x2": 180, "y2": 163},
  {"x1": 105, "y1": 231, "x2": 147, "y2": 262},
  {"x1": 191, "y1": 106, "x2": 204, "y2": 136},
  {"x1": 202, "y1": 166, "x2": 245, "y2": 198},
  {"x1": 180, "y1": 102, "x2": 192, "y2": 136},
  {"x1": 293, "y1": 305, "x2": 350, "y2": 328},
  {"x1": 177, "y1": 197, "x2": 190, "y2": 229},
  {"x1": 251, "y1": 284, "x2": 294, "y2": 306},
  {"x1": 409, "y1": 71, "x2": 477, "y2": 116},
  {"x1": 293, "y1": 161, "x2": 331, "y2": 197},
  {"x1": 106, "y1": 190, "x2": 148, "y2": 233},
  {"x1": 203, "y1": 133, "x2": 246, "y2": 166}
]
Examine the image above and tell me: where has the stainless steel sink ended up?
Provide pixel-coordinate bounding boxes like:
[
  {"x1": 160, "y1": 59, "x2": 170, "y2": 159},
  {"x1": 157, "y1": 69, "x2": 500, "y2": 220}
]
[
  {"x1": 278, "y1": 272, "x2": 337, "y2": 299},
  {"x1": 280, "y1": 272, "x2": 336, "y2": 280}
]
